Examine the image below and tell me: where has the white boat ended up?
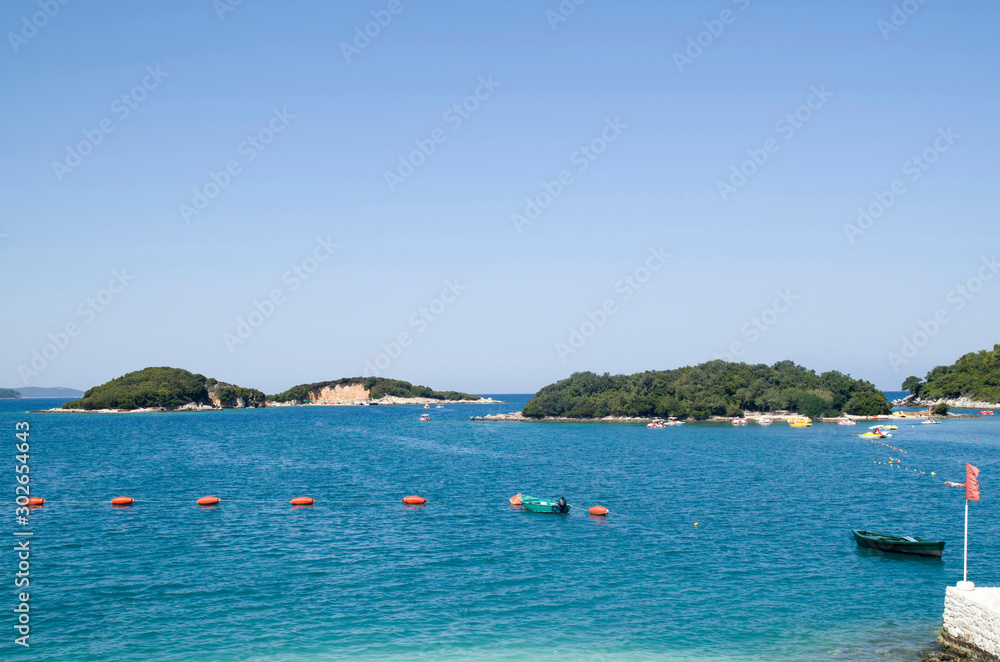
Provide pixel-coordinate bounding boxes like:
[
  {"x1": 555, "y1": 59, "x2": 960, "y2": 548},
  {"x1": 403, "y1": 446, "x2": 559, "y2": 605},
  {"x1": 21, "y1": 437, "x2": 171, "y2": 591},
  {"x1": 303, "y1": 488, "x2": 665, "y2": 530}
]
[
  {"x1": 648, "y1": 417, "x2": 684, "y2": 428},
  {"x1": 922, "y1": 418, "x2": 938, "y2": 425},
  {"x1": 838, "y1": 419, "x2": 857, "y2": 426},
  {"x1": 419, "y1": 414, "x2": 431, "y2": 421},
  {"x1": 758, "y1": 418, "x2": 773, "y2": 426},
  {"x1": 732, "y1": 418, "x2": 748, "y2": 426}
]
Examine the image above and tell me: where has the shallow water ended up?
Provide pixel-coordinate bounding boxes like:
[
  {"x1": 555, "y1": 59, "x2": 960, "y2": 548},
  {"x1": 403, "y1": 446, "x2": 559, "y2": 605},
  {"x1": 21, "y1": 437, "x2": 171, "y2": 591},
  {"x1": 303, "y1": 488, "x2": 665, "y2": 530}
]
[{"x1": 4, "y1": 396, "x2": 997, "y2": 661}]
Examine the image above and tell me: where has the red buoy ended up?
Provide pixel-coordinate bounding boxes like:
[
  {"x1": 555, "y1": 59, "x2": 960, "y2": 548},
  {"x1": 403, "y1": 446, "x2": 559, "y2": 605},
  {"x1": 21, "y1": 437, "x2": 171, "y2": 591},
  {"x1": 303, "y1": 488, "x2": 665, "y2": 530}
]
[
  {"x1": 197, "y1": 496, "x2": 220, "y2": 506},
  {"x1": 290, "y1": 497, "x2": 315, "y2": 506},
  {"x1": 509, "y1": 493, "x2": 523, "y2": 506},
  {"x1": 111, "y1": 496, "x2": 134, "y2": 505},
  {"x1": 402, "y1": 496, "x2": 426, "y2": 504},
  {"x1": 589, "y1": 506, "x2": 609, "y2": 516},
  {"x1": 26, "y1": 497, "x2": 45, "y2": 506}
]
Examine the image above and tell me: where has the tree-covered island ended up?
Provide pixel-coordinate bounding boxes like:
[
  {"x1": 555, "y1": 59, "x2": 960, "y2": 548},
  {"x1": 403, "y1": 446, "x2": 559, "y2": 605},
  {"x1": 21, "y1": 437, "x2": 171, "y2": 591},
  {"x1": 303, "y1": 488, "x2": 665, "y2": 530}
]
[
  {"x1": 522, "y1": 360, "x2": 891, "y2": 420},
  {"x1": 62, "y1": 367, "x2": 265, "y2": 410},
  {"x1": 901, "y1": 344, "x2": 1000, "y2": 406},
  {"x1": 267, "y1": 377, "x2": 481, "y2": 403}
]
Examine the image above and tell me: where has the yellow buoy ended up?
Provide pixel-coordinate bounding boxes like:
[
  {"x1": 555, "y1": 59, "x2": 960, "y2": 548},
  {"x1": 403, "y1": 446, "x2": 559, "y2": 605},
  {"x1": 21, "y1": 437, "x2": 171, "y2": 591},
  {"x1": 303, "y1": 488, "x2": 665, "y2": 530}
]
[{"x1": 694, "y1": 522, "x2": 699, "y2": 527}]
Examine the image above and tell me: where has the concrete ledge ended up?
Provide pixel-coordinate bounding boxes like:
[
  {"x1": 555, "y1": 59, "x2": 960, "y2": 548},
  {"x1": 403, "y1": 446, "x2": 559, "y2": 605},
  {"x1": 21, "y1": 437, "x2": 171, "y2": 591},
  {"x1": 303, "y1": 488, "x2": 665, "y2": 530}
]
[{"x1": 941, "y1": 586, "x2": 1000, "y2": 661}]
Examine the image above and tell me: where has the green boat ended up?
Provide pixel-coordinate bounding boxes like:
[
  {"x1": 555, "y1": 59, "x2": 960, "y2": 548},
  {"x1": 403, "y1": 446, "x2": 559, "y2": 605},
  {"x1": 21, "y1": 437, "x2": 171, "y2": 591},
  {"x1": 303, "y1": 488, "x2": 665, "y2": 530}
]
[
  {"x1": 852, "y1": 529, "x2": 945, "y2": 557},
  {"x1": 521, "y1": 496, "x2": 570, "y2": 514}
]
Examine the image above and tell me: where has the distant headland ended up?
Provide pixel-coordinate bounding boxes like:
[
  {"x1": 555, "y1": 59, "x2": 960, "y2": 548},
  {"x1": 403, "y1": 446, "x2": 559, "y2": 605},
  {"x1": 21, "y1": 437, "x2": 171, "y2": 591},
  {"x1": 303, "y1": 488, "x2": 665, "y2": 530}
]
[{"x1": 1, "y1": 386, "x2": 85, "y2": 399}]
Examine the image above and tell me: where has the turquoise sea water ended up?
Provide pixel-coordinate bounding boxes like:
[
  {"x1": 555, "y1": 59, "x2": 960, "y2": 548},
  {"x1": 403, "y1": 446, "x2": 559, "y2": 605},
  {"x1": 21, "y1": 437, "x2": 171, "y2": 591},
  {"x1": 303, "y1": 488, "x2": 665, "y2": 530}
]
[{"x1": 4, "y1": 395, "x2": 997, "y2": 661}]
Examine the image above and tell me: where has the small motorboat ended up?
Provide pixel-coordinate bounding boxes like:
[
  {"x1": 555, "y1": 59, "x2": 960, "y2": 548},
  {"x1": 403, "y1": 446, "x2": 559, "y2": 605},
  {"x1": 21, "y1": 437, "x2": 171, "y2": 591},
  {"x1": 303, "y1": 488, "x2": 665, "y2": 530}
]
[
  {"x1": 436, "y1": 405, "x2": 443, "y2": 409},
  {"x1": 880, "y1": 424, "x2": 899, "y2": 430},
  {"x1": 789, "y1": 417, "x2": 812, "y2": 428},
  {"x1": 732, "y1": 417, "x2": 748, "y2": 426},
  {"x1": 922, "y1": 418, "x2": 938, "y2": 425},
  {"x1": 758, "y1": 418, "x2": 773, "y2": 426},
  {"x1": 979, "y1": 410, "x2": 994, "y2": 416},
  {"x1": 418, "y1": 414, "x2": 431, "y2": 422},
  {"x1": 423, "y1": 404, "x2": 430, "y2": 409},
  {"x1": 647, "y1": 419, "x2": 666, "y2": 429},
  {"x1": 852, "y1": 529, "x2": 945, "y2": 557},
  {"x1": 838, "y1": 419, "x2": 858, "y2": 426},
  {"x1": 521, "y1": 496, "x2": 570, "y2": 514}
]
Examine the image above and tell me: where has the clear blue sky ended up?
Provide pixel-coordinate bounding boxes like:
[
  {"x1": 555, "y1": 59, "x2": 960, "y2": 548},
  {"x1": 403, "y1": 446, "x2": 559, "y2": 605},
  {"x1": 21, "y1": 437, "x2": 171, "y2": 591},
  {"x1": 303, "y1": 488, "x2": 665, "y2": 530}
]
[{"x1": 2, "y1": 0, "x2": 997, "y2": 394}]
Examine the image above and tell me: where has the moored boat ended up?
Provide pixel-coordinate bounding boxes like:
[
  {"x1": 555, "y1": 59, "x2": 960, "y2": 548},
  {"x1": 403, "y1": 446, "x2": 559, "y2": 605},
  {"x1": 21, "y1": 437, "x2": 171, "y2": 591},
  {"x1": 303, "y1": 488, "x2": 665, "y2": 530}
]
[
  {"x1": 758, "y1": 417, "x2": 773, "y2": 426},
  {"x1": 731, "y1": 417, "x2": 747, "y2": 426},
  {"x1": 852, "y1": 529, "x2": 945, "y2": 557},
  {"x1": 838, "y1": 419, "x2": 858, "y2": 426},
  {"x1": 521, "y1": 496, "x2": 570, "y2": 514},
  {"x1": 922, "y1": 417, "x2": 938, "y2": 424},
  {"x1": 979, "y1": 410, "x2": 994, "y2": 416},
  {"x1": 789, "y1": 417, "x2": 812, "y2": 428}
]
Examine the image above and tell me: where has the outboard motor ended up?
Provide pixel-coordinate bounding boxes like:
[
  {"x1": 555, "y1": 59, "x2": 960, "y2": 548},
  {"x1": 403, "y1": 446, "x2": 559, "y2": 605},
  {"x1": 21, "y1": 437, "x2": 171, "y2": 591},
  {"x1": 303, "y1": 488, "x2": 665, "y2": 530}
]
[{"x1": 557, "y1": 496, "x2": 568, "y2": 513}]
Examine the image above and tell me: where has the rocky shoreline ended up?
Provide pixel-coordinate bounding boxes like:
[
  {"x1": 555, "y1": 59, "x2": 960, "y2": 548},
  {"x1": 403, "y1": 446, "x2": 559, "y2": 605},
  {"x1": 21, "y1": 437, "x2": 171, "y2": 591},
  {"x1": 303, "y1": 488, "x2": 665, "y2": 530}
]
[
  {"x1": 893, "y1": 394, "x2": 1000, "y2": 410},
  {"x1": 470, "y1": 410, "x2": 977, "y2": 423},
  {"x1": 35, "y1": 396, "x2": 503, "y2": 413}
]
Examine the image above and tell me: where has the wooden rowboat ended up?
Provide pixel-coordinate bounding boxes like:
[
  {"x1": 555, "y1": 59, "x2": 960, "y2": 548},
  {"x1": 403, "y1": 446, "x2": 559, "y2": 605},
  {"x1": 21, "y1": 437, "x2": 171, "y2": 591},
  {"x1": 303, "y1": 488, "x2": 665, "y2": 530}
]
[{"x1": 852, "y1": 529, "x2": 944, "y2": 557}]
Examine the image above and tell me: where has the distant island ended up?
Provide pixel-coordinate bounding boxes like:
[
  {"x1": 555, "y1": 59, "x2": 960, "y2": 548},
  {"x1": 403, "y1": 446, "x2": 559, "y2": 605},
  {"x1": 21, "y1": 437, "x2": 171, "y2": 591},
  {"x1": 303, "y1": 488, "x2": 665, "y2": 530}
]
[
  {"x1": 0, "y1": 388, "x2": 22, "y2": 399},
  {"x1": 900, "y1": 344, "x2": 1000, "y2": 408},
  {"x1": 267, "y1": 377, "x2": 492, "y2": 405},
  {"x1": 7, "y1": 386, "x2": 84, "y2": 398},
  {"x1": 520, "y1": 360, "x2": 891, "y2": 420},
  {"x1": 60, "y1": 367, "x2": 265, "y2": 411}
]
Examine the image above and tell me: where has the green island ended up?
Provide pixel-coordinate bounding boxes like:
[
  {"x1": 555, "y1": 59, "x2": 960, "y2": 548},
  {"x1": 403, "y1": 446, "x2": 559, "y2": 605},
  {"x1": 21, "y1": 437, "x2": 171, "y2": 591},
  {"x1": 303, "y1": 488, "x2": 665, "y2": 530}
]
[
  {"x1": 62, "y1": 367, "x2": 265, "y2": 410},
  {"x1": 0, "y1": 388, "x2": 22, "y2": 399},
  {"x1": 901, "y1": 344, "x2": 1000, "y2": 405},
  {"x1": 267, "y1": 377, "x2": 480, "y2": 403},
  {"x1": 522, "y1": 360, "x2": 890, "y2": 420}
]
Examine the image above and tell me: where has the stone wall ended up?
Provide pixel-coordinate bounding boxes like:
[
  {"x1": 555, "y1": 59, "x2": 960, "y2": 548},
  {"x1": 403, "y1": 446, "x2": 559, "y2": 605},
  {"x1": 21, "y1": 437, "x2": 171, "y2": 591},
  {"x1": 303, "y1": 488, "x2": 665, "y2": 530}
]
[{"x1": 942, "y1": 586, "x2": 1000, "y2": 661}]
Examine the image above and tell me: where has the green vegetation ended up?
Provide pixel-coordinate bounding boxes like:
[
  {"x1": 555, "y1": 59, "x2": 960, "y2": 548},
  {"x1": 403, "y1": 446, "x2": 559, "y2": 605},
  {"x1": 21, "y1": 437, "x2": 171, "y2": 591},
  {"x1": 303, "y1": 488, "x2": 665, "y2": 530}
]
[
  {"x1": 522, "y1": 360, "x2": 890, "y2": 420},
  {"x1": 0, "y1": 388, "x2": 21, "y2": 399},
  {"x1": 932, "y1": 403, "x2": 950, "y2": 416},
  {"x1": 268, "y1": 377, "x2": 480, "y2": 403},
  {"x1": 62, "y1": 367, "x2": 265, "y2": 410},
  {"x1": 902, "y1": 345, "x2": 1000, "y2": 404}
]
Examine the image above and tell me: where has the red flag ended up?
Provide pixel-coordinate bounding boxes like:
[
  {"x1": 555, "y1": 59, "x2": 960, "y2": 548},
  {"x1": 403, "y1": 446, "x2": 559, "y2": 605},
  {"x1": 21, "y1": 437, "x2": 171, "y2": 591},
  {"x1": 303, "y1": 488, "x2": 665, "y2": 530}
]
[{"x1": 966, "y1": 463, "x2": 980, "y2": 501}]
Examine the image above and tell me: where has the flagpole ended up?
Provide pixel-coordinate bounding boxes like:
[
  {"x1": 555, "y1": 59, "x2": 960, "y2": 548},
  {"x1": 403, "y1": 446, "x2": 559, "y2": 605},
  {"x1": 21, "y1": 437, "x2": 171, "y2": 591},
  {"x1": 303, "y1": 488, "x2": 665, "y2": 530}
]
[{"x1": 963, "y1": 497, "x2": 968, "y2": 584}]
